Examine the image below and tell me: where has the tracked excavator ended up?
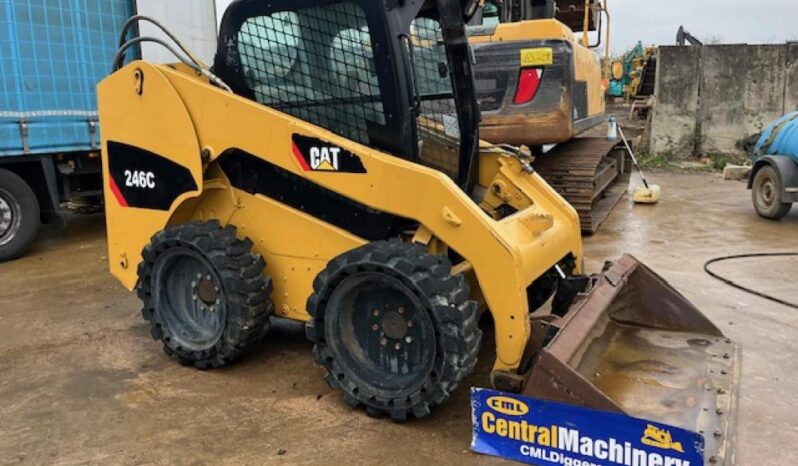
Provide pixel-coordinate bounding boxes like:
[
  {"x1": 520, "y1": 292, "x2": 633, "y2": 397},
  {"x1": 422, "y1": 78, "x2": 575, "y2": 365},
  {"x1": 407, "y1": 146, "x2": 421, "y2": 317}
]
[
  {"x1": 468, "y1": 0, "x2": 629, "y2": 233},
  {"x1": 99, "y1": 0, "x2": 738, "y2": 462}
]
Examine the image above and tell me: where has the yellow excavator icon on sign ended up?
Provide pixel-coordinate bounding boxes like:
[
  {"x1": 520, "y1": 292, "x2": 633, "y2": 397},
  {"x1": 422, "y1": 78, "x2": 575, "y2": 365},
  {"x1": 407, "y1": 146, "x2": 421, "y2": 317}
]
[{"x1": 641, "y1": 425, "x2": 685, "y2": 453}]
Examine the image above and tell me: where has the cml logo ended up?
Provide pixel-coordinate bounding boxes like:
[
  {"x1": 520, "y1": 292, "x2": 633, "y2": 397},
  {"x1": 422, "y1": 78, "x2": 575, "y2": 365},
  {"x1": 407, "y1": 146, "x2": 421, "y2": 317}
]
[{"x1": 487, "y1": 396, "x2": 530, "y2": 416}]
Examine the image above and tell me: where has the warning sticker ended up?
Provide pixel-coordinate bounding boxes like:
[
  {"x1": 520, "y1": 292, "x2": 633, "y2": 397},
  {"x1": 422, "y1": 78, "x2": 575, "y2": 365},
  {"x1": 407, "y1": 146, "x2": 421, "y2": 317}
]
[{"x1": 520, "y1": 47, "x2": 554, "y2": 67}]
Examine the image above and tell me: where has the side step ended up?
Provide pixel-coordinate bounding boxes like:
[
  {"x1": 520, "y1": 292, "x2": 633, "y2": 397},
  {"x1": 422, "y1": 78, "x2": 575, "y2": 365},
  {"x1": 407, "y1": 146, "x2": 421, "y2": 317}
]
[
  {"x1": 523, "y1": 256, "x2": 740, "y2": 465},
  {"x1": 534, "y1": 138, "x2": 631, "y2": 234}
]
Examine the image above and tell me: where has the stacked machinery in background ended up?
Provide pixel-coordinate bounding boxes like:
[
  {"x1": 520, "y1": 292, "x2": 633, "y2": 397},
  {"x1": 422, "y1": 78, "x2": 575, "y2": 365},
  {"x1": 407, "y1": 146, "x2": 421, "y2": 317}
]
[{"x1": 608, "y1": 41, "x2": 658, "y2": 100}]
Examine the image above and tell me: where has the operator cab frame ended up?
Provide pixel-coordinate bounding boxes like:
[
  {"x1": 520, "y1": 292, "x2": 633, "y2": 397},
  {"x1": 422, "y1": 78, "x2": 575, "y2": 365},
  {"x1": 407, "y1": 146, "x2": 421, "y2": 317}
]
[{"x1": 214, "y1": 0, "x2": 481, "y2": 191}]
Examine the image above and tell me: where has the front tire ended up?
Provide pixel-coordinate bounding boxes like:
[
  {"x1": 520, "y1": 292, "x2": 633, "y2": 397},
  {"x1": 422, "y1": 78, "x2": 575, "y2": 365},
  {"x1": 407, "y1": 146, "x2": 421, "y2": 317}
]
[
  {"x1": 137, "y1": 221, "x2": 274, "y2": 369},
  {"x1": 753, "y1": 165, "x2": 792, "y2": 220},
  {"x1": 306, "y1": 240, "x2": 481, "y2": 421},
  {"x1": 0, "y1": 168, "x2": 40, "y2": 262}
]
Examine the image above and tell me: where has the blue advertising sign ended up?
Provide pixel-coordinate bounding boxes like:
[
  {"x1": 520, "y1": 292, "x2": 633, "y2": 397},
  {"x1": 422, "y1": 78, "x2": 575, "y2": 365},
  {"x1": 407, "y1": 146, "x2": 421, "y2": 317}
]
[{"x1": 471, "y1": 388, "x2": 704, "y2": 466}]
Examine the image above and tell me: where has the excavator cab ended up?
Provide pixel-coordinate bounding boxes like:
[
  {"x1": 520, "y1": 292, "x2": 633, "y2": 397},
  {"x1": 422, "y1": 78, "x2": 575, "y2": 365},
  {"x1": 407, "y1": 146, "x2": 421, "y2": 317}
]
[{"x1": 101, "y1": 0, "x2": 737, "y2": 461}]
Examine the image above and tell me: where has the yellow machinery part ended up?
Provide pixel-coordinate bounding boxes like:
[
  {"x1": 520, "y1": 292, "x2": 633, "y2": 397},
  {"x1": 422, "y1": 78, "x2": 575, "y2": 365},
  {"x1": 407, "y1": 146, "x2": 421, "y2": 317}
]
[
  {"x1": 98, "y1": 62, "x2": 584, "y2": 374},
  {"x1": 611, "y1": 60, "x2": 624, "y2": 80}
]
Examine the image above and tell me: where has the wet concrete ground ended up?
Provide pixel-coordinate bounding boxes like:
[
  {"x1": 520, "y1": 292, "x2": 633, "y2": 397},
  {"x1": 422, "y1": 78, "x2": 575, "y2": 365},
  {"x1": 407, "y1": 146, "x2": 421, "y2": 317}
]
[{"x1": 0, "y1": 172, "x2": 796, "y2": 465}]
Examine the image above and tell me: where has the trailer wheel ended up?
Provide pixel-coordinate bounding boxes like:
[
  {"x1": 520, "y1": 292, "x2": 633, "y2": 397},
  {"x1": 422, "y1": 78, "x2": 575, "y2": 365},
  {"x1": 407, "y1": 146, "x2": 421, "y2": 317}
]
[
  {"x1": 137, "y1": 221, "x2": 273, "y2": 369},
  {"x1": 752, "y1": 165, "x2": 792, "y2": 220},
  {"x1": 307, "y1": 240, "x2": 481, "y2": 421},
  {"x1": 0, "y1": 168, "x2": 40, "y2": 262}
]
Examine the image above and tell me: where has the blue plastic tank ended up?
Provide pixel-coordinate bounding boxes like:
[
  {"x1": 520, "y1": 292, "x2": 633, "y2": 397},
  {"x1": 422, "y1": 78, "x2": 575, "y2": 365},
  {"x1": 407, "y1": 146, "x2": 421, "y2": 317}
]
[{"x1": 754, "y1": 111, "x2": 798, "y2": 163}]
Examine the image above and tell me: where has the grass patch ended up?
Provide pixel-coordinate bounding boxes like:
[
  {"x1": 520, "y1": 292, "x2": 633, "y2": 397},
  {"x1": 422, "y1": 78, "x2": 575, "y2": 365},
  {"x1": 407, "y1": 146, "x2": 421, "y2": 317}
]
[
  {"x1": 706, "y1": 153, "x2": 731, "y2": 171},
  {"x1": 637, "y1": 152, "x2": 670, "y2": 169}
]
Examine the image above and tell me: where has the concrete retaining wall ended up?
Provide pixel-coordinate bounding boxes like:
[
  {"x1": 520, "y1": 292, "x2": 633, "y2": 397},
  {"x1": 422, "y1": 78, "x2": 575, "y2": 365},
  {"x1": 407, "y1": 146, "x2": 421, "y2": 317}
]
[
  {"x1": 650, "y1": 43, "x2": 798, "y2": 158},
  {"x1": 649, "y1": 47, "x2": 701, "y2": 157}
]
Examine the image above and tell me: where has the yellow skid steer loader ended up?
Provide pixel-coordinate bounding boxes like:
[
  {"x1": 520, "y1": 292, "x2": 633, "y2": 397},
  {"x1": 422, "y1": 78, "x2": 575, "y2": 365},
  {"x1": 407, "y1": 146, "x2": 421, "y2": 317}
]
[{"x1": 100, "y1": 0, "x2": 737, "y2": 462}]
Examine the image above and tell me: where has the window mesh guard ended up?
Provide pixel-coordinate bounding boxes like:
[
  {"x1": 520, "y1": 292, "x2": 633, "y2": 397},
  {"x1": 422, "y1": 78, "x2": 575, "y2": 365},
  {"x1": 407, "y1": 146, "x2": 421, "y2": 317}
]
[
  {"x1": 237, "y1": 3, "x2": 385, "y2": 147},
  {"x1": 411, "y1": 18, "x2": 462, "y2": 180},
  {"x1": 236, "y1": 5, "x2": 462, "y2": 180}
]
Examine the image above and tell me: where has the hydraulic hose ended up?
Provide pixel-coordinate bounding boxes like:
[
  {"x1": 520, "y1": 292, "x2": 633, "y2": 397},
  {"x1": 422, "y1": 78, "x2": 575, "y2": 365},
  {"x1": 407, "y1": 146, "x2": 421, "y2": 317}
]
[
  {"x1": 112, "y1": 16, "x2": 232, "y2": 92},
  {"x1": 704, "y1": 253, "x2": 798, "y2": 309},
  {"x1": 118, "y1": 15, "x2": 205, "y2": 68}
]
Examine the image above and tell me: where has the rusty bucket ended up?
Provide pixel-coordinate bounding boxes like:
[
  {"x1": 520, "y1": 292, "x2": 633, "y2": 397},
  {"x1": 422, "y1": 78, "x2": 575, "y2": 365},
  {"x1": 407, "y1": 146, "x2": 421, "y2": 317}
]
[{"x1": 524, "y1": 255, "x2": 740, "y2": 465}]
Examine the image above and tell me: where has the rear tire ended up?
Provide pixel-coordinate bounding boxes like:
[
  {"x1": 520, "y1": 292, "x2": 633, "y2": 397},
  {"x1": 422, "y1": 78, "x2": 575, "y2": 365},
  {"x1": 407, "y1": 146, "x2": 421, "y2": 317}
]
[
  {"x1": 0, "y1": 168, "x2": 40, "y2": 262},
  {"x1": 306, "y1": 240, "x2": 481, "y2": 421},
  {"x1": 137, "y1": 221, "x2": 274, "y2": 369},
  {"x1": 752, "y1": 165, "x2": 792, "y2": 220}
]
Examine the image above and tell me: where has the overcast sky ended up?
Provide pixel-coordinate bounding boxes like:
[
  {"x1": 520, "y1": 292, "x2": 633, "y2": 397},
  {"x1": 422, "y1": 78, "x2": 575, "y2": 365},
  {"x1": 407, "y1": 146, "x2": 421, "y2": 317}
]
[{"x1": 215, "y1": 0, "x2": 798, "y2": 53}]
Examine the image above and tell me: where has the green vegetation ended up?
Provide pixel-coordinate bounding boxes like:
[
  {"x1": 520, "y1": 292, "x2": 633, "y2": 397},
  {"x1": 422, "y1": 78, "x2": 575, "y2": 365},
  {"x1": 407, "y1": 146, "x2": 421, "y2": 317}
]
[
  {"x1": 707, "y1": 153, "x2": 730, "y2": 171},
  {"x1": 636, "y1": 151, "x2": 671, "y2": 169}
]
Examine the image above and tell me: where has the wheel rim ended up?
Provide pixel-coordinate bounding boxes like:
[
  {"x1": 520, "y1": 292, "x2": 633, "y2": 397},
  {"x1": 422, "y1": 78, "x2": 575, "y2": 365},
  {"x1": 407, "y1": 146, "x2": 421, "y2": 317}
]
[
  {"x1": 0, "y1": 188, "x2": 21, "y2": 247},
  {"x1": 152, "y1": 249, "x2": 227, "y2": 352},
  {"x1": 760, "y1": 179, "x2": 776, "y2": 207},
  {"x1": 326, "y1": 273, "x2": 436, "y2": 394}
]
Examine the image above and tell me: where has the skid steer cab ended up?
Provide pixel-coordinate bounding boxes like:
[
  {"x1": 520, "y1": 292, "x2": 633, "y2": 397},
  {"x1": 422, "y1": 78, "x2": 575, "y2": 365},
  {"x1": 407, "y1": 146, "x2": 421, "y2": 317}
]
[{"x1": 100, "y1": 0, "x2": 738, "y2": 459}]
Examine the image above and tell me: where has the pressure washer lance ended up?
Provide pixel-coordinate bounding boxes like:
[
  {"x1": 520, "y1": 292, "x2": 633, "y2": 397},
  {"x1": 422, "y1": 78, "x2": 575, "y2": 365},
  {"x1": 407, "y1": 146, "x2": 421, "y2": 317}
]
[{"x1": 618, "y1": 126, "x2": 661, "y2": 204}]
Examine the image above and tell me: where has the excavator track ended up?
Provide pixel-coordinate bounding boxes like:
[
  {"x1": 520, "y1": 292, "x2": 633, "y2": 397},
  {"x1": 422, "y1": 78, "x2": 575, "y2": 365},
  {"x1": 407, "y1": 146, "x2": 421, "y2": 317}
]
[{"x1": 533, "y1": 137, "x2": 630, "y2": 234}]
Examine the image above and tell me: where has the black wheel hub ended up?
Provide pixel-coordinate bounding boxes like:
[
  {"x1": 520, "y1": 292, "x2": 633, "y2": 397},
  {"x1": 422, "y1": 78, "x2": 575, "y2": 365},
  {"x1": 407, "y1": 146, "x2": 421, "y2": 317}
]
[
  {"x1": 152, "y1": 249, "x2": 227, "y2": 352},
  {"x1": 0, "y1": 188, "x2": 21, "y2": 247},
  {"x1": 327, "y1": 273, "x2": 436, "y2": 394},
  {"x1": 759, "y1": 178, "x2": 776, "y2": 207},
  {"x1": 380, "y1": 310, "x2": 409, "y2": 340},
  {"x1": 197, "y1": 277, "x2": 220, "y2": 305}
]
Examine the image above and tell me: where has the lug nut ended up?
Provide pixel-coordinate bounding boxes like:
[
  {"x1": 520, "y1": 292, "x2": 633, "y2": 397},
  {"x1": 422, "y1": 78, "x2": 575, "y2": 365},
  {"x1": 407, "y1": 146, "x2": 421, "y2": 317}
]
[
  {"x1": 407, "y1": 320, "x2": 414, "y2": 328},
  {"x1": 709, "y1": 456, "x2": 719, "y2": 464},
  {"x1": 373, "y1": 309, "x2": 380, "y2": 317},
  {"x1": 192, "y1": 295, "x2": 198, "y2": 301},
  {"x1": 394, "y1": 342, "x2": 401, "y2": 350},
  {"x1": 717, "y1": 388, "x2": 726, "y2": 394},
  {"x1": 716, "y1": 408, "x2": 724, "y2": 415},
  {"x1": 398, "y1": 307, "x2": 405, "y2": 315},
  {"x1": 380, "y1": 337, "x2": 387, "y2": 347},
  {"x1": 191, "y1": 281, "x2": 197, "y2": 288},
  {"x1": 405, "y1": 336, "x2": 413, "y2": 344},
  {"x1": 372, "y1": 324, "x2": 380, "y2": 332},
  {"x1": 714, "y1": 429, "x2": 722, "y2": 438}
]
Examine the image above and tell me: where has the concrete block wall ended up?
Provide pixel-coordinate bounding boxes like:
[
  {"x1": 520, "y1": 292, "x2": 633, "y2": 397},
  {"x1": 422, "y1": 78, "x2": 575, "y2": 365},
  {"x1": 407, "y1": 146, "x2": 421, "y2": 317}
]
[
  {"x1": 785, "y1": 43, "x2": 798, "y2": 113},
  {"x1": 650, "y1": 43, "x2": 798, "y2": 158},
  {"x1": 649, "y1": 47, "x2": 701, "y2": 157}
]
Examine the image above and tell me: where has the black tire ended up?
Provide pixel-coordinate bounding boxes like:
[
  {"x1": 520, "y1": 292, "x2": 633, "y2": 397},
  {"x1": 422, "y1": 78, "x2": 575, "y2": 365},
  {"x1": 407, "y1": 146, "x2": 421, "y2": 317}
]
[
  {"x1": 0, "y1": 168, "x2": 40, "y2": 262},
  {"x1": 306, "y1": 240, "x2": 481, "y2": 421},
  {"x1": 137, "y1": 221, "x2": 273, "y2": 369},
  {"x1": 752, "y1": 165, "x2": 792, "y2": 220}
]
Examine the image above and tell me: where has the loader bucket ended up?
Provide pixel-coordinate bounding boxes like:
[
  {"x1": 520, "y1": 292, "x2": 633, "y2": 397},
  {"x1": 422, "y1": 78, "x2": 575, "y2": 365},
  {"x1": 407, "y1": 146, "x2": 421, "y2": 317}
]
[{"x1": 524, "y1": 255, "x2": 739, "y2": 465}]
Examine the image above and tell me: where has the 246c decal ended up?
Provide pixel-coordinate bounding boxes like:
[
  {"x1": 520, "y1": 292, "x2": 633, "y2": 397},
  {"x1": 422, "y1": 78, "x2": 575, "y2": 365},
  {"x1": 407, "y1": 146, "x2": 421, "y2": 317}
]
[
  {"x1": 124, "y1": 170, "x2": 156, "y2": 189},
  {"x1": 291, "y1": 134, "x2": 367, "y2": 174}
]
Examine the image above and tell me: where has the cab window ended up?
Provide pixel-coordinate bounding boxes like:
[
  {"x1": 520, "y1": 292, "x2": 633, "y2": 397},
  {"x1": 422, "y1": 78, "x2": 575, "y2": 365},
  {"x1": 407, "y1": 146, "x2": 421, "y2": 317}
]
[{"x1": 237, "y1": 3, "x2": 386, "y2": 146}]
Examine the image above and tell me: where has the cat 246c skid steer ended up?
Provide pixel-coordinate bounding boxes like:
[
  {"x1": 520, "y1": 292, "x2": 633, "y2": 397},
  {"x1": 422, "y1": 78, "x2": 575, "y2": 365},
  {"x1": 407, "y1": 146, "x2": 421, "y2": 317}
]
[{"x1": 101, "y1": 0, "x2": 738, "y2": 461}]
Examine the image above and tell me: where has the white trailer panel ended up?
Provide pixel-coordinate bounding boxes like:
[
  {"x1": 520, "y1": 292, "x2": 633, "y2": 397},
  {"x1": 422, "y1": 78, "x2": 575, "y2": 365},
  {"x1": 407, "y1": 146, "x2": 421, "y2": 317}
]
[{"x1": 135, "y1": 0, "x2": 218, "y2": 65}]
